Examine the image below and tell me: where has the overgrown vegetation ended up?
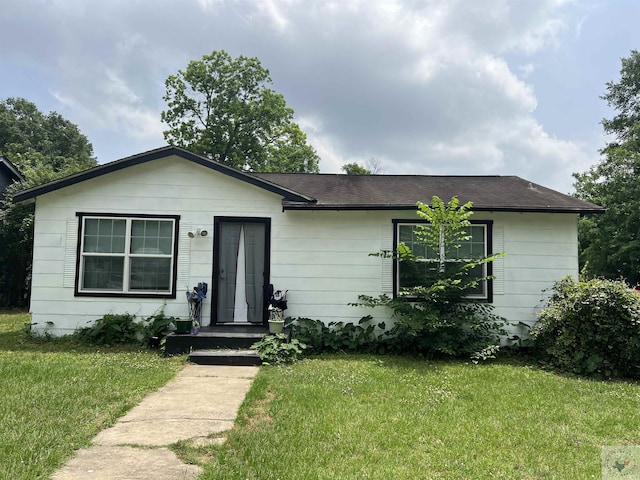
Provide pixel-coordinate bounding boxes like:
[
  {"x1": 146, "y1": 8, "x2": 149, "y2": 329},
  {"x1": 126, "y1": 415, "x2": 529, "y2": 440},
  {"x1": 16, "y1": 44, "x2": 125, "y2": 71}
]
[
  {"x1": 251, "y1": 333, "x2": 307, "y2": 365},
  {"x1": 532, "y1": 276, "x2": 640, "y2": 378},
  {"x1": 574, "y1": 50, "x2": 640, "y2": 284},
  {"x1": 352, "y1": 196, "x2": 507, "y2": 358},
  {"x1": 72, "y1": 309, "x2": 180, "y2": 347},
  {"x1": 0, "y1": 98, "x2": 97, "y2": 307},
  {"x1": 0, "y1": 311, "x2": 184, "y2": 480},
  {"x1": 285, "y1": 316, "x2": 385, "y2": 353}
]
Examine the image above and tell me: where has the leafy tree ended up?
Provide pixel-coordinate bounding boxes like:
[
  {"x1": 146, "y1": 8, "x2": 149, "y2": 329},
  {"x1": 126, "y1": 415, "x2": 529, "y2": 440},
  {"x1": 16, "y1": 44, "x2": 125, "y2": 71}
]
[
  {"x1": 574, "y1": 51, "x2": 640, "y2": 284},
  {"x1": 0, "y1": 98, "x2": 96, "y2": 306},
  {"x1": 354, "y1": 196, "x2": 506, "y2": 359},
  {"x1": 341, "y1": 157, "x2": 383, "y2": 175},
  {"x1": 341, "y1": 162, "x2": 371, "y2": 175},
  {"x1": 161, "y1": 50, "x2": 320, "y2": 173},
  {"x1": 0, "y1": 97, "x2": 95, "y2": 173}
]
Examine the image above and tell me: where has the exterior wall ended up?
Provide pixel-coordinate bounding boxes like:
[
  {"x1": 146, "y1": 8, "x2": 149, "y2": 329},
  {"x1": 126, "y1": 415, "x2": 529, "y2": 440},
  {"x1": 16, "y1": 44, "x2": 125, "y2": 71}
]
[
  {"x1": 30, "y1": 155, "x2": 285, "y2": 334},
  {"x1": 29, "y1": 155, "x2": 579, "y2": 336},
  {"x1": 272, "y1": 210, "x2": 579, "y2": 336}
]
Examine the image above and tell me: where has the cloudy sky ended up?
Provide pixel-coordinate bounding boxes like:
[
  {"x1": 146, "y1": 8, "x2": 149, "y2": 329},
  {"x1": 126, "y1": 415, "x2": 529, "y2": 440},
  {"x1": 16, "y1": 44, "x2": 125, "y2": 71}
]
[{"x1": 1, "y1": 0, "x2": 638, "y2": 193}]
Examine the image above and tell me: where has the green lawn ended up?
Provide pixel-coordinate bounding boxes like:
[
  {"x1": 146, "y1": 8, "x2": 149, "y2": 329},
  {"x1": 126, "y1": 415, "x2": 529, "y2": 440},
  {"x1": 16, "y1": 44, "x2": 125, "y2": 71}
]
[
  {"x1": 0, "y1": 312, "x2": 185, "y2": 480},
  {"x1": 4, "y1": 310, "x2": 640, "y2": 479},
  {"x1": 194, "y1": 355, "x2": 640, "y2": 479}
]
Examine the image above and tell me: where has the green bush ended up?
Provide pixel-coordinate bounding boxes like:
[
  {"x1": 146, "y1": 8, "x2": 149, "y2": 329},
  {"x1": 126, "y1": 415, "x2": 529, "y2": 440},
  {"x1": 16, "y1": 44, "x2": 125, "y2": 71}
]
[
  {"x1": 286, "y1": 316, "x2": 386, "y2": 353},
  {"x1": 252, "y1": 334, "x2": 307, "y2": 365},
  {"x1": 531, "y1": 277, "x2": 640, "y2": 378},
  {"x1": 73, "y1": 310, "x2": 180, "y2": 347},
  {"x1": 74, "y1": 313, "x2": 142, "y2": 346}
]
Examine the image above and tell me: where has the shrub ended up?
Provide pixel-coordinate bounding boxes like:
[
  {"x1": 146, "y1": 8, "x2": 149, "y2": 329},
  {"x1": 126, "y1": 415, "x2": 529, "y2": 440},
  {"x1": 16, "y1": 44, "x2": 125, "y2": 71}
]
[
  {"x1": 74, "y1": 309, "x2": 180, "y2": 347},
  {"x1": 286, "y1": 316, "x2": 387, "y2": 353},
  {"x1": 531, "y1": 277, "x2": 640, "y2": 378},
  {"x1": 252, "y1": 334, "x2": 307, "y2": 365},
  {"x1": 74, "y1": 313, "x2": 142, "y2": 346}
]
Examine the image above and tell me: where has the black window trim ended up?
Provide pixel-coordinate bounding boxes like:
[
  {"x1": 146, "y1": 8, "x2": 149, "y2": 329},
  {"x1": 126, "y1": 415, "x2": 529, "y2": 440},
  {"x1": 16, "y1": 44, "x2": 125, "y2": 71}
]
[
  {"x1": 391, "y1": 219, "x2": 493, "y2": 303},
  {"x1": 74, "y1": 212, "x2": 180, "y2": 299}
]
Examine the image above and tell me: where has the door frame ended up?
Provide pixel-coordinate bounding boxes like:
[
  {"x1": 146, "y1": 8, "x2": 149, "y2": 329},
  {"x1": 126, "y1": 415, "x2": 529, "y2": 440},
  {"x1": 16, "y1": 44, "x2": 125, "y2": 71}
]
[{"x1": 211, "y1": 216, "x2": 271, "y2": 325}]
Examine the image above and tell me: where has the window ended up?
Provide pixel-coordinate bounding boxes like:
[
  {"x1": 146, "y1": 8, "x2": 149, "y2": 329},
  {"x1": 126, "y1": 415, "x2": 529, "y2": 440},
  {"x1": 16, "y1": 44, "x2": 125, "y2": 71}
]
[
  {"x1": 76, "y1": 214, "x2": 179, "y2": 297},
  {"x1": 393, "y1": 220, "x2": 492, "y2": 301}
]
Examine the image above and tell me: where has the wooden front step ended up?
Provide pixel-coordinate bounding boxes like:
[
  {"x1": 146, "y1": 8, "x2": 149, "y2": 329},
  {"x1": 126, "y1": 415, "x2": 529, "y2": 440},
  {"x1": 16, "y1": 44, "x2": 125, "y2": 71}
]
[
  {"x1": 188, "y1": 349, "x2": 262, "y2": 366},
  {"x1": 164, "y1": 323, "x2": 267, "y2": 356}
]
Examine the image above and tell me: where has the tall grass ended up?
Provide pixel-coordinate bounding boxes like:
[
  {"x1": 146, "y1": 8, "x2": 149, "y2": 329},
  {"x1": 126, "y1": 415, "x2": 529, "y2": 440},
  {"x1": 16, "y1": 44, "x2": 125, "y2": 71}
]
[
  {"x1": 0, "y1": 312, "x2": 184, "y2": 480},
  {"x1": 197, "y1": 355, "x2": 640, "y2": 479}
]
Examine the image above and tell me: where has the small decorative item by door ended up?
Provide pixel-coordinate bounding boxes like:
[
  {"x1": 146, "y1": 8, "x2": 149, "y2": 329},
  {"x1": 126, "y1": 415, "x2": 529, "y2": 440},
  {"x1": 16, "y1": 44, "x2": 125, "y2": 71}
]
[
  {"x1": 268, "y1": 289, "x2": 288, "y2": 334},
  {"x1": 186, "y1": 282, "x2": 208, "y2": 335}
]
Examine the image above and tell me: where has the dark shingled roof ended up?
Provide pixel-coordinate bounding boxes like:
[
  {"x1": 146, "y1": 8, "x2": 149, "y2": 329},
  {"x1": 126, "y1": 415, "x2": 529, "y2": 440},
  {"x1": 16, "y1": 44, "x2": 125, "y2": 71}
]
[
  {"x1": 12, "y1": 146, "x2": 603, "y2": 214},
  {"x1": 252, "y1": 173, "x2": 603, "y2": 214}
]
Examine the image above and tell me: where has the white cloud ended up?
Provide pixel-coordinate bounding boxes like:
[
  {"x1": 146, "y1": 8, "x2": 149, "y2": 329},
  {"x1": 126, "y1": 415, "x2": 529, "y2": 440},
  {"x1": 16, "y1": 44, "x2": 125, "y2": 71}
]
[{"x1": 0, "y1": 0, "x2": 599, "y2": 191}]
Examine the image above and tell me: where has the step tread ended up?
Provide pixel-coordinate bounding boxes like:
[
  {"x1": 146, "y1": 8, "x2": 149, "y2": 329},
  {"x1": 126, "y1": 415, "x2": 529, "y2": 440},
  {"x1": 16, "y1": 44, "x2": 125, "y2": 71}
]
[
  {"x1": 189, "y1": 349, "x2": 259, "y2": 357},
  {"x1": 173, "y1": 331, "x2": 265, "y2": 338}
]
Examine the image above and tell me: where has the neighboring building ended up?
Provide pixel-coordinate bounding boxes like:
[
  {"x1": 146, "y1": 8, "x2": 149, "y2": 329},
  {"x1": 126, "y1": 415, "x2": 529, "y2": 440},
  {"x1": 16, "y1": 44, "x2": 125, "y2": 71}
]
[
  {"x1": 14, "y1": 146, "x2": 603, "y2": 336},
  {"x1": 0, "y1": 155, "x2": 24, "y2": 196}
]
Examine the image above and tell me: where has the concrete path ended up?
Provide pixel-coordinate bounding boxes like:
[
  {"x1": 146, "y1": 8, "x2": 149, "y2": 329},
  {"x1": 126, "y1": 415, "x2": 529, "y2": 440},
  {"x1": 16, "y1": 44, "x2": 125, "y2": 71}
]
[{"x1": 52, "y1": 364, "x2": 259, "y2": 480}]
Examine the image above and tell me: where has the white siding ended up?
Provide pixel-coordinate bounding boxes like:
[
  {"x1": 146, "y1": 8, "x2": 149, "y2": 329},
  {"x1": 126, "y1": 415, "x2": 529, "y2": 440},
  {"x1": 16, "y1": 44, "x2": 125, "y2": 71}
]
[{"x1": 29, "y1": 155, "x2": 580, "y2": 336}]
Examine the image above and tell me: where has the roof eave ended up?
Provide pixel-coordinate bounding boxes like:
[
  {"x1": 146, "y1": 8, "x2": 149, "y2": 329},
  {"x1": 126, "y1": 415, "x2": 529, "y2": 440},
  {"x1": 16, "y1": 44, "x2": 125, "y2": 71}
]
[
  {"x1": 0, "y1": 156, "x2": 24, "y2": 182},
  {"x1": 282, "y1": 202, "x2": 605, "y2": 214},
  {"x1": 13, "y1": 146, "x2": 316, "y2": 204}
]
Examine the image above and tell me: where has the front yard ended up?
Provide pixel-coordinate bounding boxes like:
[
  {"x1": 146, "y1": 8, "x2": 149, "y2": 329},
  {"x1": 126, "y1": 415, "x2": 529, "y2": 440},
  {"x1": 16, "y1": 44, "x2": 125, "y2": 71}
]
[
  {"x1": 0, "y1": 312, "x2": 184, "y2": 480},
  {"x1": 196, "y1": 356, "x2": 640, "y2": 479},
  {"x1": 2, "y1": 311, "x2": 640, "y2": 479}
]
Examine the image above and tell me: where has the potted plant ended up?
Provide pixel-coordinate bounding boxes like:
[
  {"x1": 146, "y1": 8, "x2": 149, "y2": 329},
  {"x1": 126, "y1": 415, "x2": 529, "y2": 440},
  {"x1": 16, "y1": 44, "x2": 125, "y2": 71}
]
[{"x1": 268, "y1": 306, "x2": 285, "y2": 334}]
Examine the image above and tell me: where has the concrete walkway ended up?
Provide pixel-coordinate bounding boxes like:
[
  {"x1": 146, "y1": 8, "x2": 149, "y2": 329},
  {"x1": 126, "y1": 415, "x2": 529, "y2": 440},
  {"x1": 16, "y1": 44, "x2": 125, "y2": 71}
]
[{"x1": 52, "y1": 364, "x2": 259, "y2": 480}]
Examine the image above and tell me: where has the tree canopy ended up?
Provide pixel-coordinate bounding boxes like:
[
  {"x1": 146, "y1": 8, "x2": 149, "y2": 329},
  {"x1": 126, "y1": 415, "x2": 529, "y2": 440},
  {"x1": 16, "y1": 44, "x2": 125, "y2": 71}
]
[
  {"x1": 161, "y1": 50, "x2": 320, "y2": 173},
  {"x1": 574, "y1": 51, "x2": 640, "y2": 284},
  {"x1": 341, "y1": 162, "x2": 371, "y2": 175},
  {"x1": 0, "y1": 97, "x2": 96, "y2": 306},
  {"x1": 0, "y1": 97, "x2": 95, "y2": 176}
]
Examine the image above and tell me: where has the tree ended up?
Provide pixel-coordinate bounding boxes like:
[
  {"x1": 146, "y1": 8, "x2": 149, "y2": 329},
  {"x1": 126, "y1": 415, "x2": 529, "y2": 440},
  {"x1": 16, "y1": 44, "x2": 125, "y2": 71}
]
[
  {"x1": 341, "y1": 156, "x2": 383, "y2": 175},
  {"x1": 355, "y1": 197, "x2": 506, "y2": 359},
  {"x1": 161, "y1": 50, "x2": 320, "y2": 173},
  {"x1": 574, "y1": 51, "x2": 640, "y2": 284},
  {"x1": 0, "y1": 97, "x2": 96, "y2": 306},
  {"x1": 341, "y1": 162, "x2": 371, "y2": 175},
  {"x1": 0, "y1": 97, "x2": 95, "y2": 173}
]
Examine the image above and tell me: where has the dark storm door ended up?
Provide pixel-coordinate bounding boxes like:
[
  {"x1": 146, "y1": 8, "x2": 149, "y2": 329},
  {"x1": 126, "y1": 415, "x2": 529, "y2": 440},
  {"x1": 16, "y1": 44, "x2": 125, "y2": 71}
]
[{"x1": 214, "y1": 217, "x2": 270, "y2": 324}]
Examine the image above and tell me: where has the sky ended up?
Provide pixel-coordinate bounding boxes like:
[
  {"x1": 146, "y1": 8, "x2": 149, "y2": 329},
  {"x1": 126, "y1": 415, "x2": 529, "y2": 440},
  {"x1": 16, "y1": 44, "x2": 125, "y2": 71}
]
[{"x1": 1, "y1": 0, "x2": 639, "y2": 194}]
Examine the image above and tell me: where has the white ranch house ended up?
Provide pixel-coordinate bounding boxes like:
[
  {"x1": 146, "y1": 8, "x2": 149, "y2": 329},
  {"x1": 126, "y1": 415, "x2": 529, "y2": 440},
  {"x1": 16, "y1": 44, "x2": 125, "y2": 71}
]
[{"x1": 15, "y1": 146, "x2": 603, "y2": 336}]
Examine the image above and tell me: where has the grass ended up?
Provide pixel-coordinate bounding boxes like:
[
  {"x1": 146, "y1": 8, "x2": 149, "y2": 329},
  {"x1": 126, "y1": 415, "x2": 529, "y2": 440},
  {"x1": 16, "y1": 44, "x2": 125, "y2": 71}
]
[
  {"x1": 5, "y1": 309, "x2": 640, "y2": 479},
  {"x1": 190, "y1": 355, "x2": 640, "y2": 479},
  {"x1": 0, "y1": 311, "x2": 185, "y2": 480}
]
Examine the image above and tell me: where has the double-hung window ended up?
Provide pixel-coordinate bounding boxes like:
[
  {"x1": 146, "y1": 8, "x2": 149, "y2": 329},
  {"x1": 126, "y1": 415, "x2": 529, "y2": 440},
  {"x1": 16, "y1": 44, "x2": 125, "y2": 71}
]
[
  {"x1": 393, "y1": 220, "x2": 492, "y2": 301},
  {"x1": 76, "y1": 214, "x2": 179, "y2": 297}
]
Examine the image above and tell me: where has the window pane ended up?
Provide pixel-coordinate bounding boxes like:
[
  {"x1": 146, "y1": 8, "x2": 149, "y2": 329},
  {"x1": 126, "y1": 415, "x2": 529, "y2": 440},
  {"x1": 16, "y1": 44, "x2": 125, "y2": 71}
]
[
  {"x1": 399, "y1": 225, "x2": 413, "y2": 243},
  {"x1": 98, "y1": 219, "x2": 113, "y2": 235},
  {"x1": 84, "y1": 219, "x2": 125, "y2": 253},
  {"x1": 398, "y1": 260, "x2": 439, "y2": 292},
  {"x1": 159, "y1": 221, "x2": 173, "y2": 237},
  {"x1": 471, "y1": 226, "x2": 484, "y2": 242},
  {"x1": 82, "y1": 256, "x2": 124, "y2": 290},
  {"x1": 130, "y1": 257, "x2": 171, "y2": 291},
  {"x1": 158, "y1": 238, "x2": 173, "y2": 254},
  {"x1": 130, "y1": 237, "x2": 144, "y2": 254},
  {"x1": 85, "y1": 219, "x2": 99, "y2": 235},
  {"x1": 131, "y1": 220, "x2": 173, "y2": 254}
]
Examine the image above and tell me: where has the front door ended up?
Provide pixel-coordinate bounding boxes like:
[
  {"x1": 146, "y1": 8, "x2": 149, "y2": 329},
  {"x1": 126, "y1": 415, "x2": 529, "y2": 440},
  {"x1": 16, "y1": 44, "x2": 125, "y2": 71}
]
[{"x1": 213, "y1": 217, "x2": 270, "y2": 324}]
